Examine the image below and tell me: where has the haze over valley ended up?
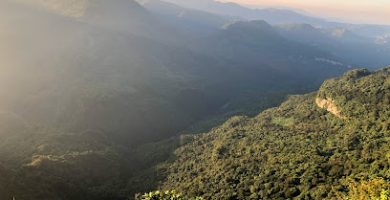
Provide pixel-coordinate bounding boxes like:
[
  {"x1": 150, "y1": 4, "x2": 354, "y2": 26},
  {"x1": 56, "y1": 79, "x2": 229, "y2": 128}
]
[{"x1": 0, "y1": 0, "x2": 389, "y2": 199}]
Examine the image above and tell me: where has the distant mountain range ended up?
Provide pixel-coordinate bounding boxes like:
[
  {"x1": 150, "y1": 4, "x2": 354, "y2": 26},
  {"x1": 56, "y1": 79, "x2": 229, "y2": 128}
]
[
  {"x1": 160, "y1": 0, "x2": 328, "y2": 25},
  {"x1": 160, "y1": 0, "x2": 390, "y2": 38},
  {"x1": 276, "y1": 23, "x2": 390, "y2": 67},
  {"x1": 142, "y1": 0, "x2": 390, "y2": 68}
]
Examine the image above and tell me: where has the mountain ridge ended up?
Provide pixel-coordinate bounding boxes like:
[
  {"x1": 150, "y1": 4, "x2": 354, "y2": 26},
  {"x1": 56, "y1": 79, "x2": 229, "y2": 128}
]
[
  {"x1": 161, "y1": 0, "x2": 329, "y2": 26},
  {"x1": 159, "y1": 66, "x2": 390, "y2": 199}
]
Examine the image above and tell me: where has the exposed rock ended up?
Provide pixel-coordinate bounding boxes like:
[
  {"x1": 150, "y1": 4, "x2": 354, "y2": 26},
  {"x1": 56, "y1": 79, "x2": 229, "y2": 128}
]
[{"x1": 315, "y1": 97, "x2": 345, "y2": 119}]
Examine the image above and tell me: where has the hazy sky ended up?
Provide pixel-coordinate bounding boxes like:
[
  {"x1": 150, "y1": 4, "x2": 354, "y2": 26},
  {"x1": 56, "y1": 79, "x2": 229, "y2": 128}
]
[{"x1": 220, "y1": 0, "x2": 390, "y2": 24}]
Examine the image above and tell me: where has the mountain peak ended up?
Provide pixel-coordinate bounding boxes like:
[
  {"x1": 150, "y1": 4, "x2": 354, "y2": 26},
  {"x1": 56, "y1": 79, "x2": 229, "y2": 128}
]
[{"x1": 223, "y1": 20, "x2": 274, "y2": 33}]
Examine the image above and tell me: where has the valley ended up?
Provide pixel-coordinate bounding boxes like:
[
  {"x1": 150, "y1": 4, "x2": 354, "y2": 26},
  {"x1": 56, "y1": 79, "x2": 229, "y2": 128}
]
[{"x1": 0, "y1": 0, "x2": 389, "y2": 199}]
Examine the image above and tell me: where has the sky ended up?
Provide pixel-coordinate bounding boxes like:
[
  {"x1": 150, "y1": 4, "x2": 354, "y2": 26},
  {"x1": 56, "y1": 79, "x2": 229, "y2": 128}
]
[{"x1": 220, "y1": 0, "x2": 390, "y2": 25}]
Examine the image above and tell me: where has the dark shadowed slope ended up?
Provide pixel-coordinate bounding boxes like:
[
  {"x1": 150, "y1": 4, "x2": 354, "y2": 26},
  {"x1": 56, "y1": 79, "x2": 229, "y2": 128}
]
[
  {"x1": 0, "y1": 0, "x2": 219, "y2": 144},
  {"x1": 0, "y1": 0, "x2": 347, "y2": 145},
  {"x1": 195, "y1": 20, "x2": 347, "y2": 83}
]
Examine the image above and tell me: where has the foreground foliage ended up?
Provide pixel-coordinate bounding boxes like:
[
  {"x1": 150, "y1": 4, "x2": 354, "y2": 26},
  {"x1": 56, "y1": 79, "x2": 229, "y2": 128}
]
[
  {"x1": 136, "y1": 190, "x2": 202, "y2": 200},
  {"x1": 344, "y1": 178, "x2": 390, "y2": 200}
]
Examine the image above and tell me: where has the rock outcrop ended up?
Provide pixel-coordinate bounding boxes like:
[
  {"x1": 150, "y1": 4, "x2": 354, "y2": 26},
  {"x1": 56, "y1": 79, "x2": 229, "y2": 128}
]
[{"x1": 315, "y1": 97, "x2": 345, "y2": 119}]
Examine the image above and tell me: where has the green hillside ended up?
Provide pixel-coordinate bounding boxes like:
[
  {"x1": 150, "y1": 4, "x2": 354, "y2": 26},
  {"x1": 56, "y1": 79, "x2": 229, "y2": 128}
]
[{"x1": 160, "y1": 67, "x2": 390, "y2": 199}]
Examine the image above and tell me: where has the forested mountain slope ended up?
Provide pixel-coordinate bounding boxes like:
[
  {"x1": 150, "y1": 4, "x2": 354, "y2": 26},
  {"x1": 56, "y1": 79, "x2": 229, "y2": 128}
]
[{"x1": 160, "y1": 67, "x2": 390, "y2": 199}]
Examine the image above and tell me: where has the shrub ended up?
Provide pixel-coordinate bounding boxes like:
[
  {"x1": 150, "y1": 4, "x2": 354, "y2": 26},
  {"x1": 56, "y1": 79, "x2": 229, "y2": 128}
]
[
  {"x1": 136, "y1": 190, "x2": 203, "y2": 200},
  {"x1": 344, "y1": 178, "x2": 390, "y2": 200}
]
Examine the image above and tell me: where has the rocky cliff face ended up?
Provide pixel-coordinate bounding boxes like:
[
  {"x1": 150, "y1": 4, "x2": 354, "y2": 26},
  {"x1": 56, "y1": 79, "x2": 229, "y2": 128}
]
[
  {"x1": 315, "y1": 97, "x2": 344, "y2": 119},
  {"x1": 317, "y1": 67, "x2": 390, "y2": 121}
]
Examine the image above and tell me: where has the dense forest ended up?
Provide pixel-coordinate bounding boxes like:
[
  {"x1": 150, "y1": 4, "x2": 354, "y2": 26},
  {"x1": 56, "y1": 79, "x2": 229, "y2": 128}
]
[{"x1": 156, "y1": 67, "x2": 390, "y2": 199}]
